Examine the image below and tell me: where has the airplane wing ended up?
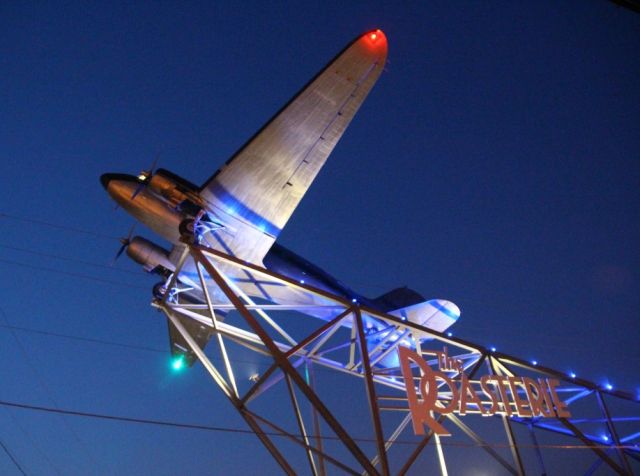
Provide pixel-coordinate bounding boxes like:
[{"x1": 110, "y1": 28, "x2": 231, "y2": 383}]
[{"x1": 198, "y1": 30, "x2": 388, "y2": 264}]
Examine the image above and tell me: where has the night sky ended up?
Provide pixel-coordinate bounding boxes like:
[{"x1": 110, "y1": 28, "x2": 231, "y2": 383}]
[{"x1": 1, "y1": 2, "x2": 638, "y2": 475}]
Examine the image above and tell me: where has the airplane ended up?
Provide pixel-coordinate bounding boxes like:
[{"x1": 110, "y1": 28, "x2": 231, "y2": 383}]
[{"x1": 101, "y1": 29, "x2": 460, "y2": 368}]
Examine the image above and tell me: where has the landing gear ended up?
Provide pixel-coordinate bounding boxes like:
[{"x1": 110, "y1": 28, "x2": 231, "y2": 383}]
[
  {"x1": 178, "y1": 218, "x2": 195, "y2": 237},
  {"x1": 178, "y1": 214, "x2": 225, "y2": 247},
  {"x1": 152, "y1": 282, "x2": 167, "y2": 299}
]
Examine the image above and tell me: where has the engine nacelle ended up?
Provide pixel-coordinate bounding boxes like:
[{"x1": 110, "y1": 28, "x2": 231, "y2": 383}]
[
  {"x1": 148, "y1": 172, "x2": 193, "y2": 208},
  {"x1": 126, "y1": 236, "x2": 175, "y2": 273}
]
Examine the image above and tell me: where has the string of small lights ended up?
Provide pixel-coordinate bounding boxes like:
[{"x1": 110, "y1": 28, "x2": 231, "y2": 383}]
[{"x1": 0, "y1": 211, "x2": 635, "y2": 393}]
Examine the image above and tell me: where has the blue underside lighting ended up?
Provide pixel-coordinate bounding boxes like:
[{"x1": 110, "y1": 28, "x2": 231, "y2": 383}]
[
  {"x1": 210, "y1": 183, "x2": 282, "y2": 236},
  {"x1": 605, "y1": 383, "x2": 613, "y2": 391},
  {"x1": 490, "y1": 347, "x2": 496, "y2": 352},
  {"x1": 570, "y1": 372, "x2": 577, "y2": 379}
]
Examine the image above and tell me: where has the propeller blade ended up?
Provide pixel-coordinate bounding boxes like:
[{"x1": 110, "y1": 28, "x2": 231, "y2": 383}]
[
  {"x1": 115, "y1": 243, "x2": 127, "y2": 260},
  {"x1": 125, "y1": 223, "x2": 136, "y2": 240},
  {"x1": 131, "y1": 182, "x2": 144, "y2": 200},
  {"x1": 111, "y1": 224, "x2": 136, "y2": 265},
  {"x1": 149, "y1": 153, "x2": 159, "y2": 174},
  {"x1": 132, "y1": 153, "x2": 161, "y2": 200}
]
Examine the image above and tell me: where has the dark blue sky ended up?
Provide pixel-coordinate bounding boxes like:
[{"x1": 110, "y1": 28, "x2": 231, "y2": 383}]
[{"x1": 1, "y1": 1, "x2": 638, "y2": 474}]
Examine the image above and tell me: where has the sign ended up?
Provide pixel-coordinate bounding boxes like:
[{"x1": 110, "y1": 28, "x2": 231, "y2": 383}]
[{"x1": 398, "y1": 346, "x2": 571, "y2": 436}]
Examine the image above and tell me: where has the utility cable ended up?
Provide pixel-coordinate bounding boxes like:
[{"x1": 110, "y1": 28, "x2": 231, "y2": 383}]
[
  {"x1": 0, "y1": 438, "x2": 27, "y2": 476},
  {"x1": 0, "y1": 322, "x2": 264, "y2": 368},
  {"x1": 0, "y1": 257, "x2": 148, "y2": 290},
  {"x1": 0, "y1": 243, "x2": 139, "y2": 275},
  {"x1": 0, "y1": 399, "x2": 636, "y2": 451},
  {"x1": 0, "y1": 211, "x2": 393, "y2": 292},
  {"x1": 0, "y1": 406, "x2": 61, "y2": 476},
  {"x1": 0, "y1": 212, "x2": 118, "y2": 240},
  {"x1": 0, "y1": 307, "x2": 99, "y2": 473},
  {"x1": 0, "y1": 323, "x2": 165, "y2": 354}
]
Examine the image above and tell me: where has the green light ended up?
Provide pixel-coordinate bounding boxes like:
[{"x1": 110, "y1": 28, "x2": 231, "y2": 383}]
[{"x1": 171, "y1": 355, "x2": 185, "y2": 371}]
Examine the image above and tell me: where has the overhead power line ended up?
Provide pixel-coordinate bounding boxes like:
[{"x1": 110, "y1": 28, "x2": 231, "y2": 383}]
[
  {"x1": 0, "y1": 212, "x2": 118, "y2": 240},
  {"x1": 0, "y1": 321, "x2": 270, "y2": 369},
  {"x1": 0, "y1": 399, "x2": 635, "y2": 451},
  {"x1": 0, "y1": 306, "x2": 99, "y2": 472},
  {"x1": 0, "y1": 438, "x2": 27, "y2": 476},
  {"x1": 0, "y1": 323, "x2": 165, "y2": 355},
  {"x1": 0, "y1": 257, "x2": 148, "y2": 291},
  {"x1": 0, "y1": 243, "x2": 139, "y2": 275}
]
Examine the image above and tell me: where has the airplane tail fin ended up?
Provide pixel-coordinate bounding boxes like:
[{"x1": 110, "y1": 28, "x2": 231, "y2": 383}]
[
  {"x1": 370, "y1": 286, "x2": 426, "y2": 312},
  {"x1": 390, "y1": 299, "x2": 460, "y2": 334},
  {"x1": 371, "y1": 287, "x2": 460, "y2": 333}
]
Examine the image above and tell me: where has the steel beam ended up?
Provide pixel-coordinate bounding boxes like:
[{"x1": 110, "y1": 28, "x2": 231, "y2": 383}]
[
  {"x1": 192, "y1": 247, "x2": 380, "y2": 475},
  {"x1": 596, "y1": 391, "x2": 633, "y2": 475},
  {"x1": 354, "y1": 308, "x2": 390, "y2": 476},
  {"x1": 163, "y1": 307, "x2": 295, "y2": 475},
  {"x1": 155, "y1": 242, "x2": 640, "y2": 475}
]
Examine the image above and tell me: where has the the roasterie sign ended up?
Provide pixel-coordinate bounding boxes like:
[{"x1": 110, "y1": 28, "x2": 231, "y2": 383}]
[{"x1": 398, "y1": 346, "x2": 571, "y2": 436}]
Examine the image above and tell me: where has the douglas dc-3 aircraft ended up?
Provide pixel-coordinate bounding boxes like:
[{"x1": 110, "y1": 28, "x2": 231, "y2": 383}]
[{"x1": 101, "y1": 30, "x2": 460, "y2": 367}]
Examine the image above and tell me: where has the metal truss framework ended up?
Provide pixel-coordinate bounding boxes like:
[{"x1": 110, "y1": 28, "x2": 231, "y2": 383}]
[{"x1": 153, "y1": 240, "x2": 639, "y2": 475}]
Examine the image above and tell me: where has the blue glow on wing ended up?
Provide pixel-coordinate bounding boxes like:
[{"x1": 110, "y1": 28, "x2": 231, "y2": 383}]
[
  {"x1": 605, "y1": 383, "x2": 613, "y2": 391},
  {"x1": 569, "y1": 372, "x2": 577, "y2": 379},
  {"x1": 429, "y1": 300, "x2": 460, "y2": 321},
  {"x1": 490, "y1": 346, "x2": 496, "y2": 352},
  {"x1": 210, "y1": 183, "x2": 282, "y2": 236}
]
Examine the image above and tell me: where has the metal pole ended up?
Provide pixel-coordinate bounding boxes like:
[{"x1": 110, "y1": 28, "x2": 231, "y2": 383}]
[
  {"x1": 596, "y1": 390, "x2": 633, "y2": 475},
  {"x1": 447, "y1": 413, "x2": 517, "y2": 475},
  {"x1": 434, "y1": 433, "x2": 449, "y2": 476},
  {"x1": 285, "y1": 375, "x2": 318, "y2": 476},
  {"x1": 163, "y1": 307, "x2": 296, "y2": 475},
  {"x1": 527, "y1": 423, "x2": 547, "y2": 476},
  {"x1": 557, "y1": 418, "x2": 626, "y2": 475},
  {"x1": 488, "y1": 356, "x2": 526, "y2": 476},
  {"x1": 193, "y1": 247, "x2": 380, "y2": 475},
  {"x1": 307, "y1": 361, "x2": 327, "y2": 476},
  {"x1": 354, "y1": 308, "x2": 390, "y2": 476}
]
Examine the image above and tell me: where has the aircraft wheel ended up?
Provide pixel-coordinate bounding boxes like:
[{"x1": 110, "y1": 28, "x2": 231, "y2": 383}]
[
  {"x1": 179, "y1": 218, "x2": 195, "y2": 237},
  {"x1": 152, "y1": 282, "x2": 167, "y2": 299}
]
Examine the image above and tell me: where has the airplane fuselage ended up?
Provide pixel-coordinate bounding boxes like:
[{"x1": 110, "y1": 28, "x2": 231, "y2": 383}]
[
  {"x1": 101, "y1": 171, "x2": 365, "y2": 303},
  {"x1": 100, "y1": 31, "x2": 460, "y2": 368}
]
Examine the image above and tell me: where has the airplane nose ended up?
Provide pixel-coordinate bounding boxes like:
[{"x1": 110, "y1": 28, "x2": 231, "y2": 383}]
[{"x1": 100, "y1": 173, "x2": 114, "y2": 190}]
